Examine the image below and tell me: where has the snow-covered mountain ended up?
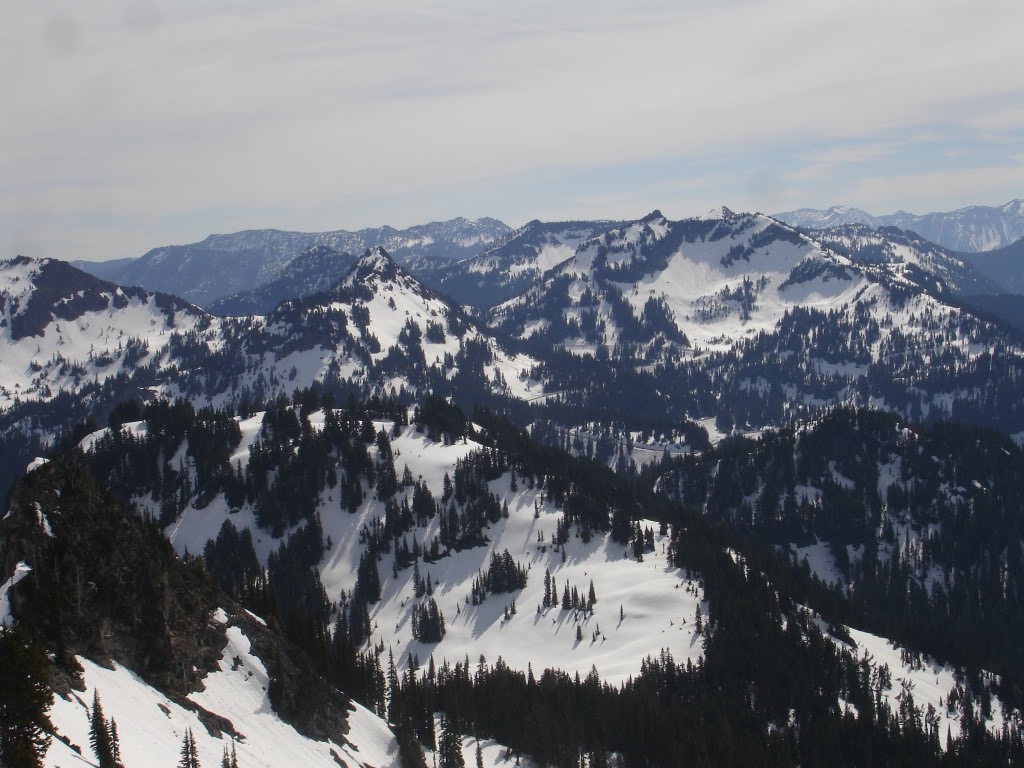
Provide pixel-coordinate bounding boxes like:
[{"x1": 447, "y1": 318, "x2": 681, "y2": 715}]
[
  {"x1": 771, "y1": 205, "x2": 880, "y2": 229},
  {"x1": 0, "y1": 255, "x2": 209, "y2": 411},
  {"x1": 492, "y1": 208, "x2": 976, "y2": 353},
  {"x1": 5, "y1": 214, "x2": 1024, "y2": 763},
  {"x1": 75, "y1": 218, "x2": 511, "y2": 308},
  {"x1": 0, "y1": 248, "x2": 539, "y2": 414},
  {"x1": 488, "y1": 208, "x2": 1024, "y2": 433},
  {"x1": 774, "y1": 200, "x2": 1024, "y2": 252},
  {"x1": 173, "y1": 247, "x2": 542, "y2": 408},
  {"x1": 421, "y1": 219, "x2": 621, "y2": 309},
  {"x1": 806, "y1": 224, "x2": 1001, "y2": 296}
]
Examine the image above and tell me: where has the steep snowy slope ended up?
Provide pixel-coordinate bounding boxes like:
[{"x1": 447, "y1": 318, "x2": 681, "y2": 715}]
[
  {"x1": 70, "y1": 402, "x2": 1012, "y2": 754},
  {"x1": 123, "y1": 411, "x2": 703, "y2": 685}
]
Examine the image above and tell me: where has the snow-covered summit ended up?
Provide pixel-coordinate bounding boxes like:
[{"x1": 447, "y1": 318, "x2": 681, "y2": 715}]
[
  {"x1": 0, "y1": 255, "x2": 209, "y2": 409},
  {"x1": 342, "y1": 246, "x2": 402, "y2": 287},
  {"x1": 490, "y1": 206, "x2": 1002, "y2": 362}
]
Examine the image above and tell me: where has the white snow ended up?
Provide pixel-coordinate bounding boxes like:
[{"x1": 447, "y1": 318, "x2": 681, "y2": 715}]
[
  {"x1": 43, "y1": 626, "x2": 402, "y2": 768},
  {"x1": 26, "y1": 457, "x2": 51, "y2": 473},
  {"x1": 0, "y1": 561, "x2": 32, "y2": 626},
  {"x1": 156, "y1": 419, "x2": 705, "y2": 687}
]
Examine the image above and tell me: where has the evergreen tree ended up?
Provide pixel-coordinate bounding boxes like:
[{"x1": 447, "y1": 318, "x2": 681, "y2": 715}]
[
  {"x1": 108, "y1": 718, "x2": 123, "y2": 768},
  {"x1": 438, "y1": 715, "x2": 465, "y2": 768},
  {"x1": 90, "y1": 690, "x2": 116, "y2": 768},
  {"x1": 178, "y1": 728, "x2": 200, "y2": 768},
  {"x1": 0, "y1": 625, "x2": 54, "y2": 768},
  {"x1": 220, "y1": 742, "x2": 239, "y2": 768}
]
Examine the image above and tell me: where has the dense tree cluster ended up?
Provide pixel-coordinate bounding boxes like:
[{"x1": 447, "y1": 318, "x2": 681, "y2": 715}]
[
  {"x1": 15, "y1": 392, "x2": 1018, "y2": 766},
  {"x1": 0, "y1": 625, "x2": 54, "y2": 768},
  {"x1": 653, "y1": 407, "x2": 1024, "y2": 703}
]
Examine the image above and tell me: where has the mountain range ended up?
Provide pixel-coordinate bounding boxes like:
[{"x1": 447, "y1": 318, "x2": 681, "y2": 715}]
[
  {"x1": 5, "y1": 202, "x2": 1024, "y2": 766},
  {"x1": 74, "y1": 218, "x2": 511, "y2": 308},
  {"x1": 774, "y1": 199, "x2": 1024, "y2": 252}
]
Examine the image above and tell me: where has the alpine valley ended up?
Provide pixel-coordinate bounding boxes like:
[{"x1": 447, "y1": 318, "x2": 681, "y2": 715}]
[{"x1": 4, "y1": 205, "x2": 1024, "y2": 768}]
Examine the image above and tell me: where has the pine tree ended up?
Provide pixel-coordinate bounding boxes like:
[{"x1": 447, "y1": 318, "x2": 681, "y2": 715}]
[
  {"x1": 438, "y1": 715, "x2": 465, "y2": 768},
  {"x1": 0, "y1": 625, "x2": 54, "y2": 768},
  {"x1": 179, "y1": 728, "x2": 200, "y2": 768},
  {"x1": 475, "y1": 741, "x2": 484, "y2": 768},
  {"x1": 108, "y1": 718, "x2": 123, "y2": 768},
  {"x1": 90, "y1": 690, "x2": 116, "y2": 768}
]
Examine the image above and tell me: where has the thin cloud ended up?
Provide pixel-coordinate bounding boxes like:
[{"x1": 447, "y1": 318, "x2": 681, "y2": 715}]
[
  {"x1": 789, "y1": 143, "x2": 898, "y2": 181},
  {"x1": 2, "y1": 0, "x2": 1023, "y2": 259},
  {"x1": 841, "y1": 162, "x2": 1024, "y2": 215}
]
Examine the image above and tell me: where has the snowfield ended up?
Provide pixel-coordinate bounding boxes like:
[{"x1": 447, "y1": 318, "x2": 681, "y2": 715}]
[
  {"x1": 149, "y1": 416, "x2": 705, "y2": 686},
  {"x1": 42, "y1": 616, "x2": 401, "y2": 768}
]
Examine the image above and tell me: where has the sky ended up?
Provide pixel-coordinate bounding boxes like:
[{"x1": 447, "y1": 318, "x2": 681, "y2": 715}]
[{"x1": 2, "y1": 0, "x2": 1022, "y2": 261}]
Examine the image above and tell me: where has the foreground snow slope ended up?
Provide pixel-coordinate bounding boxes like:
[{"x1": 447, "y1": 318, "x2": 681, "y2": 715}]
[{"x1": 44, "y1": 613, "x2": 400, "y2": 768}]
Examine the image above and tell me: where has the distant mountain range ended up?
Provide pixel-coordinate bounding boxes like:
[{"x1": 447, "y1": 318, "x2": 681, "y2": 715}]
[
  {"x1": 774, "y1": 199, "x2": 1024, "y2": 252},
  {"x1": 208, "y1": 245, "x2": 360, "y2": 316},
  {"x1": 74, "y1": 217, "x2": 511, "y2": 308}
]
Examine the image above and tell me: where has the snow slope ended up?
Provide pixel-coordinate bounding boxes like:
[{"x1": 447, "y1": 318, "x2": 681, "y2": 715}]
[
  {"x1": 122, "y1": 415, "x2": 704, "y2": 687},
  {"x1": 0, "y1": 256, "x2": 210, "y2": 410},
  {"x1": 42, "y1": 613, "x2": 401, "y2": 768}
]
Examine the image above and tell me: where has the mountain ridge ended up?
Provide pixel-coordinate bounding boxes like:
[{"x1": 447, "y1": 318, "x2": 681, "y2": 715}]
[
  {"x1": 73, "y1": 217, "x2": 512, "y2": 308},
  {"x1": 774, "y1": 199, "x2": 1024, "y2": 252}
]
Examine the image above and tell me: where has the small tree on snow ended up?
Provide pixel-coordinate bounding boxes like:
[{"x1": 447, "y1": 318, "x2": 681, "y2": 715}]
[{"x1": 179, "y1": 728, "x2": 200, "y2": 768}]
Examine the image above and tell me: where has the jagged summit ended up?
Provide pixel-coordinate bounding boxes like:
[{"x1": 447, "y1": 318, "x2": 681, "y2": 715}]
[
  {"x1": 697, "y1": 205, "x2": 736, "y2": 221},
  {"x1": 338, "y1": 247, "x2": 407, "y2": 292}
]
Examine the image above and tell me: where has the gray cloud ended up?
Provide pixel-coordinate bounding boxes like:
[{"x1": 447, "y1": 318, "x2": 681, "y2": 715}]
[{"x1": 3, "y1": 0, "x2": 1022, "y2": 259}]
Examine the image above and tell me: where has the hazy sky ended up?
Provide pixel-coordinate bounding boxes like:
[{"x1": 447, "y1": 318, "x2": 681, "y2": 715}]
[{"x1": 3, "y1": 0, "x2": 1022, "y2": 261}]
